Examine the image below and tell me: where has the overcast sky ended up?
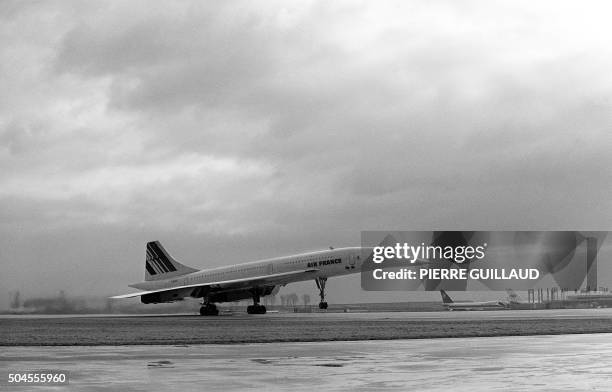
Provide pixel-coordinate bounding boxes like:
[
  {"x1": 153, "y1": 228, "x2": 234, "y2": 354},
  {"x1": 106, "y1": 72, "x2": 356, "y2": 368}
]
[{"x1": 1, "y1": 1, "x2": 611, "y2": 303}]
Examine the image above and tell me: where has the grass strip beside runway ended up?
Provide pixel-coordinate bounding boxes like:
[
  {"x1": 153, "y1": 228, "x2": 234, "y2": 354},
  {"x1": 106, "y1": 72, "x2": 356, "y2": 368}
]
[{"x1": 3, "y1": 314, "x2": 612, "y2": 345}]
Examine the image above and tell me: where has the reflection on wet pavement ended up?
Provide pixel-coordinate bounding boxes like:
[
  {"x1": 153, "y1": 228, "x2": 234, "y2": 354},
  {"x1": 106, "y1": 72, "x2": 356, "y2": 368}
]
[{"x1": 2, "y1": 334, "x2": 612, "y2": 391}]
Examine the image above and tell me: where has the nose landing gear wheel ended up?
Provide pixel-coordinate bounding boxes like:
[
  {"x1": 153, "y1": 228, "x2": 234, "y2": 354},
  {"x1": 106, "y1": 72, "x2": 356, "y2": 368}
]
[{"x1": 315, "y1": 277, "x2": 328, "y2": 311}]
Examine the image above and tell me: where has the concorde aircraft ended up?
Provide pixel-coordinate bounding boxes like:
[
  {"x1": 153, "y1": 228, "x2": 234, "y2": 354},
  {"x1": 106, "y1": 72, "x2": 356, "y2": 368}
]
[
  {"x1": 112, "y1": 241, "x2": 367, "y2": 315},
  {"x1": 440, "y1": 289, "x2": 509, "y2": 311}
]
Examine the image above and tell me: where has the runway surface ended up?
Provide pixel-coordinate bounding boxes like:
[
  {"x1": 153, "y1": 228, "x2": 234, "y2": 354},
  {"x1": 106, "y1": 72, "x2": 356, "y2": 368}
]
[
  {"x1": 2, "y1": 334, "x2": 612, "y2": 391},
  {"x1": 3, "y1": 308, "x2": 612, "y2": 345}
]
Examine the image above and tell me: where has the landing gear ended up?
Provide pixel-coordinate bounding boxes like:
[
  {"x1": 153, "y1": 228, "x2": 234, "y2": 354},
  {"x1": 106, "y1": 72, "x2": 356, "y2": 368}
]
[
  {"x1": 199, "y1": 302, "x2": 219, "y2": 316},
  {"x1": 315, "y1": 277, "x2": 328, "y2": 310},
  {"x1": 247, "y1": 289, "x2": 267, "y2": 314},
  {"x1": 247, "y1": 304, "x2": 267, "y2": 314}
]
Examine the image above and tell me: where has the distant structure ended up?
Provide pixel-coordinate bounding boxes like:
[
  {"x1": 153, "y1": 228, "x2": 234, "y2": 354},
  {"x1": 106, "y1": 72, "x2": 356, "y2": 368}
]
[
  {"x1": 521, "y1": 236, "x2": 605, "y2": 309},
  {"x1": 586, "y1": 237, "x2": 598, "y2": 291},
  {"x1": 10, "y1": 291, "x2": 21, "y2": 309}
]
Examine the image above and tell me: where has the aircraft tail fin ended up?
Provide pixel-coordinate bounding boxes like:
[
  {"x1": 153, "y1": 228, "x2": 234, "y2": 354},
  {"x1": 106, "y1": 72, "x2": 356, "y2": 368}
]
[
  {"x1": 144, "y1": 241, "x2": 197, "y2": 281},
  {"x1": 440, "y1": 290, "x2": 454, "y2": 304}
]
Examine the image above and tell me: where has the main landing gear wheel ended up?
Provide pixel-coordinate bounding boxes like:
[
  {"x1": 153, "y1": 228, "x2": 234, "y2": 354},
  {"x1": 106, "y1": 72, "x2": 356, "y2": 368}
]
[
  {"x1": 247, "y1": 304, "x2": 267, "y2": 314},
  {"x1": 247, "y1": 289, "x2": 267, "y2": 314},
  {"x1": 315, "y1": 277, "x2": 328, "y2": 310},
  {"x1": 199, "y1": 303, "x2": 219, "y2": 316}
]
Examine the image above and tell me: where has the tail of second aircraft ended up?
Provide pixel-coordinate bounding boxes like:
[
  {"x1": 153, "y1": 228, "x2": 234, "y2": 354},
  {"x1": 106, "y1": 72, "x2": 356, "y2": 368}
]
[
  {"x1": 440, "y1": 290, "x2": 454, "y2": 304},
  {"x1": 144, "y1": 241, "x2": 197, "y2": 281}
]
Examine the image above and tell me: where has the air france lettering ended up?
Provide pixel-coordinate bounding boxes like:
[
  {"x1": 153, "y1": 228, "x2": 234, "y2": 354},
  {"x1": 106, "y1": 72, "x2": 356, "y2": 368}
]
[{"x1": 307, "y1": 258, "x2": 342, "y2": 268}]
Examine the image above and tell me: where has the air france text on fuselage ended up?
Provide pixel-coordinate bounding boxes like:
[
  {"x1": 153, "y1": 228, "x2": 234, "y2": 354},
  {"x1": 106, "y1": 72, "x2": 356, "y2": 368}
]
[{"x1": 307, "y1": 258, "x2": 342, "y2": 268}]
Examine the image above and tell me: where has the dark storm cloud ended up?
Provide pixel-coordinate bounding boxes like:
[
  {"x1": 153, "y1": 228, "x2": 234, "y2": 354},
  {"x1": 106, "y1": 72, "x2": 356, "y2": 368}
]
[{"x1": 1, "y1": 0, "x2": 611, "y2": 299}]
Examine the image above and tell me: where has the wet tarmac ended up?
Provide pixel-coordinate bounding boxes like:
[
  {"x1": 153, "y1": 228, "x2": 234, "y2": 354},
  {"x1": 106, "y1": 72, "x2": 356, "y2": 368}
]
[{"x1": 2, "y1": 333, "x2": 612, "y2": 391}]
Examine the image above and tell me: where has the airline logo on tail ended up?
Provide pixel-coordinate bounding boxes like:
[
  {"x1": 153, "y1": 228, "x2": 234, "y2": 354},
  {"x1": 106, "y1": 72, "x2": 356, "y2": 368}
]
[{"x1": 146, "y1": 242, "x2": 177, "y2": 275}]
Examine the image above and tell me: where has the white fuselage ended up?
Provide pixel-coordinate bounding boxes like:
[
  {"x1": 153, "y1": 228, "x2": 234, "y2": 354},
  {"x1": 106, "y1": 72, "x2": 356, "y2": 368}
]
[
  {"x1": 131, "y1": 247, "x2": 364, "y2": 292},
  {"x1": 443, "y1": 301, "x2": 507, "y2": 310}
]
